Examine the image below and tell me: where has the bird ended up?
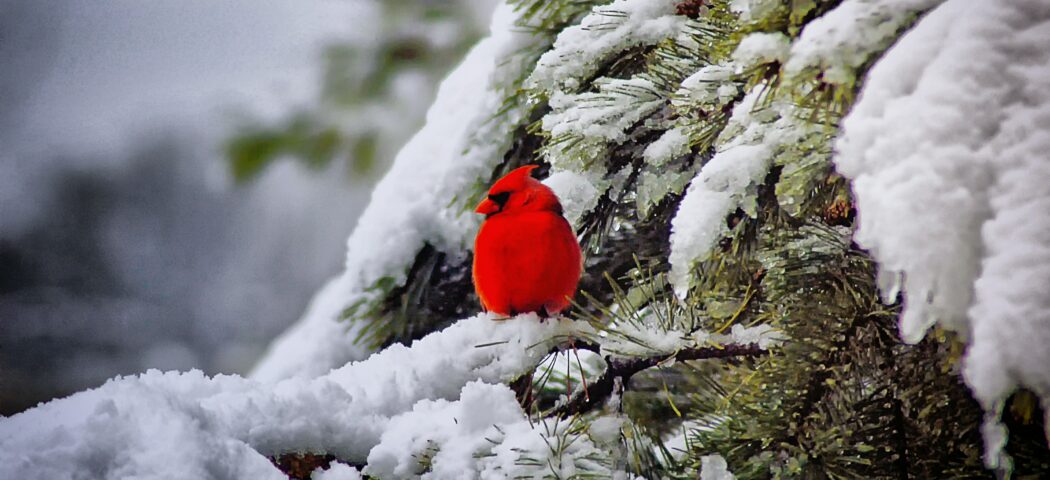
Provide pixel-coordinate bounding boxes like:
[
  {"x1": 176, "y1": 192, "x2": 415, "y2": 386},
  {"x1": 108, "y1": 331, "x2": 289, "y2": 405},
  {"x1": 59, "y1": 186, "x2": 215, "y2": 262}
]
[{"x1": 472, "y1": 165, "x2": 582, "y2": 318}]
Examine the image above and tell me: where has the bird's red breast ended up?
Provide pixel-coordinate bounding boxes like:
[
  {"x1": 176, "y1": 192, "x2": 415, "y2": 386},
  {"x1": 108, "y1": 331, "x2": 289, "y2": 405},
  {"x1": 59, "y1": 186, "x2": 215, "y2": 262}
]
[{"x1": 472, "y1": 165, "x2": 582, "y2": 317}]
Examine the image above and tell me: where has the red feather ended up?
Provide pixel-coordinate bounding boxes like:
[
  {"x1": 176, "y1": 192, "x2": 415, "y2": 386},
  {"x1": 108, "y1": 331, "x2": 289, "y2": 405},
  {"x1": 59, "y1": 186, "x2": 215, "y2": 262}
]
[{"x1": 472, "y1": 165, "x2": 582, "y2": 317}]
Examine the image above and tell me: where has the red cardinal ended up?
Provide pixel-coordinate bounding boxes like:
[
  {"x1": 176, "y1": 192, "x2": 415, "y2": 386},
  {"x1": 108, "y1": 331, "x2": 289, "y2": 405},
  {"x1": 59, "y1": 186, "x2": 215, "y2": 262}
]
[{"x1": 473, "y1": 165, "x2": 582, "y2": 317}]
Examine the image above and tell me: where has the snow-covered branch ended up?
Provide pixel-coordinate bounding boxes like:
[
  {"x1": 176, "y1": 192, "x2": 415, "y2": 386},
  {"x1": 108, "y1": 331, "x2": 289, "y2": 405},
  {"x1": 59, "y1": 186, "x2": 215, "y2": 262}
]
[
  {"x1": 0, "y1": 315, "x2": 592, "y2": 479},
  {"x1": 835, "y1": 0, "x2": 1050, "y2": 469},
  {"x1": 550, "y1": 342, "x2": 768, "y2": 419}
]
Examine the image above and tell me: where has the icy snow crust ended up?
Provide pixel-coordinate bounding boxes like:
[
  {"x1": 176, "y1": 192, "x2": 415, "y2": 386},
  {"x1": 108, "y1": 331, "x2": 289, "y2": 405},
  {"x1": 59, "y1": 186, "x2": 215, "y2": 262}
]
[
  {"x1": 251, "y1": 3, "x2": 539, "y2": 382},
  {"x1": 835, "y1": 0, "x2": 1050, "y2": 468},
  {"x1": 0, "y1": 315, "x2": 595, "y2": 479}
]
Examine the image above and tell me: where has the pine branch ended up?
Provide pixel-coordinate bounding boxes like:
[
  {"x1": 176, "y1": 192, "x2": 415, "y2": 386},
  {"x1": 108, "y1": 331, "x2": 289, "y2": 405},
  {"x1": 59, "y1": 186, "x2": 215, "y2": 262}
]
[{"x1": 548, "y1": 342, "x2": 767, "y2": 419}]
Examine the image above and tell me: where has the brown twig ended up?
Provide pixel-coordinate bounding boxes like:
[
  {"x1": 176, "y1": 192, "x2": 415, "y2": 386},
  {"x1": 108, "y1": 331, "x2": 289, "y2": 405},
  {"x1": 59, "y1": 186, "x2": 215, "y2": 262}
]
[{"x1": 548, "y1": 343, "x2": 768, "y2": 419}]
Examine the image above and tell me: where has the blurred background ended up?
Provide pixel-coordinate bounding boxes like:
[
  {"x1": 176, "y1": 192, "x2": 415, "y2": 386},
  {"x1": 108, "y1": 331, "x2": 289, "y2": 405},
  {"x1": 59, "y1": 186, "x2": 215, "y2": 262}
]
[{"x1": 0, "y1": 0, "x2": 495, "y2": 414}]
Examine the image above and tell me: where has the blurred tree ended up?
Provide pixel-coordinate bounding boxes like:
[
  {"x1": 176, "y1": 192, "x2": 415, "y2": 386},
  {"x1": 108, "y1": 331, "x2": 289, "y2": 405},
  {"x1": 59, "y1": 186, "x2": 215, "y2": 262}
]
[{"x1": 226, "y1": 1, "x2": 493, "y2": 183}]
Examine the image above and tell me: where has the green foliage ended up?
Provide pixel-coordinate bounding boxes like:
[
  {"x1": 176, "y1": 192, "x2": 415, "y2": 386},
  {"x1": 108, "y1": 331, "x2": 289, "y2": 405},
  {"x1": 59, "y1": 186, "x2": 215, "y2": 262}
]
[
  {"x1": 227, "y1": 116, "x2": 344, "y2": 182},
  {"x1": 682, "y1": 217, "x2": 991, "y2": 479},
  {"x1": 340, "y1": 275, "x2": 399, "y2": 350}
]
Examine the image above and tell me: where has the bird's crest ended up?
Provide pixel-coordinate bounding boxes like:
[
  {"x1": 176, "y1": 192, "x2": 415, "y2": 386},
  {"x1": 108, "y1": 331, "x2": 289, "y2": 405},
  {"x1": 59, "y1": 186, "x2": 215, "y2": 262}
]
[{"x1": 489, "y1": 165, "x2": 539, "y2": 195}]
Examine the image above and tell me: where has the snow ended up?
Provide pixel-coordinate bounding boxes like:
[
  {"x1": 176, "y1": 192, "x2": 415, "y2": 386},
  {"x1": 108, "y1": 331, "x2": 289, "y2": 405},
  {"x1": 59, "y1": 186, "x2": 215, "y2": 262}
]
[
  {"x1": 527, "y1": 0, "x2": 684, "y2": 94},
  {"x1": 666, "y1": 81, "x2": 824, "y2": 297},
  {"x1": 600, "y1": 312, "x2": 781, "y2": 358},
  {"x1": 668, "y1": 90, "x2": 785, "y2": 298},
  {"x1": 312, "y1": 463, "x2": 362, "y2": 480},
  {"x1": 668, "y1": 8, "x2": 902, "y2": 298},
  {"x1": 699, "y1": 454, "x2": 735, "y2": 480},
  {"x1": 529, "y1": 0, "x2": 697, "y2": 232},
  {"x1": 539, "y1": 77, "x2": 665, "y2": 218},
  {"x1": 834, "y1": 0, "x2": 1050, "y2": 469},
  {"x1": 783, "y1": 0, "x2": 940, "y2": 85},
  {"x1": 668, "y1": 145, "x2": 767, "y2": 298},
  {"x1": 544, "y1": 78, "x2": 665, "y2": 146},
  {"x1": 251, "y1": 276, "x2": 364, "y2": 382},
  {"x1": 251, "y1": 2, "x2": 541, "y2": 381},
  {"x1": 602, "y1": 322, "x2": 694, "y2": 358},
  {"x1": 544, "y1": 170, "x2": 602, "y2": 228},
  {"x1": 482, "y1": 415, "x2": 614, "y2": 479},
  {"x1": 0, "y1": 314, "x2": 593, "y2": 479},
  {"x1": 731, "y1": 32, "x2": 790, "y2": 67},
  {"x1": 644, "y1": 127, "x2": 691, "y2": 167},
  {"x1": 669, "y1": 19, "x2": 874, "y2": 298},
  {"x1": 676, "y1": 63, "x2": 740, "y2": 108},
  {"x1": 588, "y1": 416, "x2": 626, "y2": 446},
  {"x1": 726, "y1": 324, "x2": 781, "y2": 350},
  {"x1": 366, "y1": 381, "x2": 615, "y2": 479},
  {"x1": 339, "y1": 1, "x2": 534, "y2": 300},
  {"x1": 363, "y1": 381, "x2": 522, "y2": 478}
]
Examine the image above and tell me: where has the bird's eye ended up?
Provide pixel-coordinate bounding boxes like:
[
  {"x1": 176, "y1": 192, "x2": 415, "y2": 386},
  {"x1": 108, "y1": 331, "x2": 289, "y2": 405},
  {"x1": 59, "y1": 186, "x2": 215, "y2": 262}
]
[{"x1": 488, "y1": 191, "x2": 510, "y2": 207}]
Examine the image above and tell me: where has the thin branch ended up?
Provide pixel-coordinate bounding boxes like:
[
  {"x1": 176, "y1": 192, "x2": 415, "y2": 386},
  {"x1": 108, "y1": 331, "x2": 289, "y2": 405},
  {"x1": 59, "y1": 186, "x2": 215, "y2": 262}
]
[{"x1": 547, "y1": 343, "x2": 768, "y2": 419}]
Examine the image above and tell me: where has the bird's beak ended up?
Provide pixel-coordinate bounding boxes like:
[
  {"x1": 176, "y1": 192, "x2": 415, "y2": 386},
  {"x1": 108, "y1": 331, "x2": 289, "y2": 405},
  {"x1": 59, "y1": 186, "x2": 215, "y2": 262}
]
[{"x1": 475, "y1": 198, "x2": 500, "y2": 216}]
